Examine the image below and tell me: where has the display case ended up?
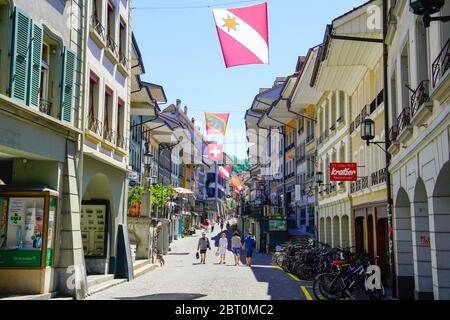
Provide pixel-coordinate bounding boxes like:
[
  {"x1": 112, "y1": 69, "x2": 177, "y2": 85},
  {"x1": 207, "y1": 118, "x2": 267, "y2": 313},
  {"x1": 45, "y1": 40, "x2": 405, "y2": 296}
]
[{"x1": 0, "y1": 186, "x2": 58, "y2": 269}]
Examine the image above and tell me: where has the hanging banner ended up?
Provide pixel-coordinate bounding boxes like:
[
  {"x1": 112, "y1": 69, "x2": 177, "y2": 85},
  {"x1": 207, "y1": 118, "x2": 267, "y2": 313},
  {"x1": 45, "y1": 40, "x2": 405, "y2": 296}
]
[
  {"x1": 330, "y1": 163, "x2": 358, "y2": 182},
  {"x1": 207, "y1": 144, "x2": 223, "y2": 161},
  {"x1": 205, "y1": 112, "x2": 230, "y2": 136},
  {"x1": 212, "y1": 2, "x2": 269, "y2": 68},
  {"x1": 218, "y1": 165, "x2": 231, "y2": 179}
]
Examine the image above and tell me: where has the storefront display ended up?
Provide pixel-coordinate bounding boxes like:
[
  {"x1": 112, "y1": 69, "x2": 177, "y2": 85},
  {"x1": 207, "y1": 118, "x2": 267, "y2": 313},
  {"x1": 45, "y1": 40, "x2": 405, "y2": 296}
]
[
  {"x1": 81, "y1": 201, "x2": 109, "y2": 258},
  {"x1": 0, "y1": 189, "x2": 58, "y2": 269}
]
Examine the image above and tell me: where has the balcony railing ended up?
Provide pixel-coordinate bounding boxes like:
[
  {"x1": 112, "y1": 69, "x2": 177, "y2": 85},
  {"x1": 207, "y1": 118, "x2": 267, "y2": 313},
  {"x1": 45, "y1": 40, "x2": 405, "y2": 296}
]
[
  {"x1": 371, "y1": 168, "x2": 387, "y2": 187},
  {"x1": 397, "y1": 107, "x2": 411, "y2": 134},
  {"x1": 91, "y1": 14, "x2": 106, "y2": 40},
  {"x1": 116, "y1": 133, "x2": 127, "y2": 149},
  {"x1": 355, "y1": 114, "x2": 361, "y2": 129},
  {"x1": 388, "y1": 125, "x2": 399, "y2": 148},
  {"x1": 39, "y1": 99, "x2": 52, "y2": 116},
  {"x1": 106, "y1": 34, "x2": 119, "y2": 57},
  {"x1": 361, "y1": 105, "x2": 368, "y2": 119},
  {"x1": 306, "y1": 134, "x2": 314, "y2": 144},
  {"x1": 88, "y1": 115, "x2": 102, "y2": 136},
  {"x1": 411, "y1": 80, "x2": 430, "y2": 117},
  {"x1": 103, "y1": 127, "x2": 115, "y2": 143},
  {"x1": 119, "y1": 50, "x2": 129, "y2": 69},
  {"x1": 330, "y1": 124, "x2": 336, "y2": 132},
  {"x1": 350, "y1": 121, "x2": 355, "y2": 134},
  {"x1": 432, "y1": 37, "x2": 450, "y2": 88},
  {"x1": 350, "y1": 176, "x2": 369, "y2": 194},
  {"x1": 285, "y1": 143, "x2": 295, "y2": 151}
]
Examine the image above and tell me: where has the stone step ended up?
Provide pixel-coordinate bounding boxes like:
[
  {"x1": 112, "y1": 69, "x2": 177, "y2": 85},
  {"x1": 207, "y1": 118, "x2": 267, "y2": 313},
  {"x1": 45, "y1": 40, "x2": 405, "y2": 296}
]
[
  {"x1": 0, "y1": 292, "x2": 56, "y2": 300},
  {"x1": 87, "y1": 274, "x2": 115, "y2": 287},
  {"x1": 133, "y1": 259, "x2": 150, "y2": 270},
  {"x1": 87, "y1": 279, "x2": 127, "y2": 296},
  {"x1": 134, "y1": 263, "x2": 158, "y2": 278}
]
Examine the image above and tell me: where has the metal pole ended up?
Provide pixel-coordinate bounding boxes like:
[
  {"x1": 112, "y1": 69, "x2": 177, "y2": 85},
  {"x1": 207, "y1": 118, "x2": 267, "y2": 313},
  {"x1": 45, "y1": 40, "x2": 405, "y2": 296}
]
[{"x1": 382, "y1": 0, "x2": 396, "y2": 298}]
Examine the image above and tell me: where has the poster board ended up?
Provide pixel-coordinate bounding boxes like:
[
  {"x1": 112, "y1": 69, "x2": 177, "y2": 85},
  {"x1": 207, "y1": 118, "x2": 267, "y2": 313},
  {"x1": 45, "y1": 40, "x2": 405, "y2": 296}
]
[{"x1": 81, "y1": 200, "x2": 109, "y2": 258}]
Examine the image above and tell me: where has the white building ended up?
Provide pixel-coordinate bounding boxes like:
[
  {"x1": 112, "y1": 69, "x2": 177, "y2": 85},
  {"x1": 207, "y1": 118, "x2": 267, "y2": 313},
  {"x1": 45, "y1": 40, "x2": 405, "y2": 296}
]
[{"x1": 386, "y1": 0, "x2": 450, "y2": 300}]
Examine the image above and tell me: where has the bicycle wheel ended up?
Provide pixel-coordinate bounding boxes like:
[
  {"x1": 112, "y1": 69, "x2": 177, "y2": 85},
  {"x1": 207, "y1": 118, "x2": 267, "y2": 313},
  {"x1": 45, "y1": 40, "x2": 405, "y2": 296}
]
[{"x1": 313, "y1": 273, "x2": 344, "y2": 300}]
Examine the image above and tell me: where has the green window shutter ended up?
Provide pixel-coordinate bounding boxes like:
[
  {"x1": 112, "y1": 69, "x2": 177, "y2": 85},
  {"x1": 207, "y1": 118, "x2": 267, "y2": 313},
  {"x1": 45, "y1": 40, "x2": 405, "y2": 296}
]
[
  {"x1": 27, "y1": 22, "x2": 43, "y2": 108},
  {"x1": 60, "y1": 47, "x2": 76, "y2": 123},
  {"x1": 9, "y1": 7, "x2": 31, "y2": 104}
]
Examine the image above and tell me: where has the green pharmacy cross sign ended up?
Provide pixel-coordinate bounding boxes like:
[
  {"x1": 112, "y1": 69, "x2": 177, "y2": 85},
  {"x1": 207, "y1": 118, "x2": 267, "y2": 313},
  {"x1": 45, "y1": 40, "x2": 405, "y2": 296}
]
[{"x1": 10, "y1": 212, "x2": 22, "y2": 224}]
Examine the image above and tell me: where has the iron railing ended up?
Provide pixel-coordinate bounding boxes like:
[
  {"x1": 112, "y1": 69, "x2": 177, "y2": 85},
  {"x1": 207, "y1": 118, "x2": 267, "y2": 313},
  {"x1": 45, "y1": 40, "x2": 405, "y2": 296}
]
[
  {"x1": 411, "y1": 80, "x2": 430, "y2": 117},
  {"x1": 330, "y1": 124, "x2": 336, "y2": 132},
  {"x1": 361, "y1": 105, "x2": 368, "y2": 119},
  {"x1": 103, "y1": 127, "x2": 115, "y2": 143},
  {"x1": 106, "y1": 34, "x2": 119, "y2": 57},
  {"x1": 388, "y1": 125, "x2": 399, "y2": 148},
  {"x1": 119, "y1": 50, "x2": 129, "y2": 69},
  {"x1": 306, "y1": 134, "x2": 314, "y2": 144},
  {"x1": 116, "y1": 133, "x2": 127, "y2": 149},
  {"x1": 39, "y1": 99, "x2": 52, "y2": 116},
  {"x1": 350, "y1": 121, "x2": 355, "y2": 134},
  {"x1": 397, "y1": 107, "x2": 411, "y2": 134},
  {"x1": 91, "y1": 15, "x2": 106, "y2": 40},
  {"x1": 432, "y1": 37, "x2": 450, "y2": 88},
  {"x1": 88, "y1": 116, "x2": 102, "y2": 136},
  {"x1": 371, "y1": 168, "x2": 387, "y2": 187}
]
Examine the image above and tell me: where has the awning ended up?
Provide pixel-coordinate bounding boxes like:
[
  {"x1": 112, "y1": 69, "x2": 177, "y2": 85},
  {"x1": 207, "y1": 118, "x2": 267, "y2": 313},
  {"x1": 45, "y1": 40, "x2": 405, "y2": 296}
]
[
  {"x1": 143, "y1": 116, "x2": 179, "y2": 144},
  {"x1": 174, "y1": 187, "x2": 194, "y2": 194},
  {"x1": 251, "y1": 84, "x2": 284, "y2": 112},
  {"x1": 131, "y1": 76, "x2": 158, "y2": 117},
  {"x1": 311, "y1": 0, "x2": 383, "y2": 95},
  {"x1": 258, "y1": 76, "x2": 298, "y2": 128},
  {"x1": 143, "y1": 82, "x2": 167, "y2": 104},
  {"x1": 290, "y1": 46, "x2": 323, "y2": 113}
]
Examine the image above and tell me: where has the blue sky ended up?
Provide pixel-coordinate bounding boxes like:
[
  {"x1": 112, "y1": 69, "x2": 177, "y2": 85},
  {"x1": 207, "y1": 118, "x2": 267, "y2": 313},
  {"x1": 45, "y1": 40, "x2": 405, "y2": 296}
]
[{"x1": 132, "y1": 0, "x2": 363, "y2": 159}]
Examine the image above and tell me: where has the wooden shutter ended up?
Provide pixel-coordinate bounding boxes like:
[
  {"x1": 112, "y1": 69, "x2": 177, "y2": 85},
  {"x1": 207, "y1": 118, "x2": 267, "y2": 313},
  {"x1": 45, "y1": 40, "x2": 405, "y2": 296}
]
[
  {"x1": 60, "y1": 47, "x2": 76, "y2": 123},
  {"x1": 9, "y1": 7, "x2": 31, "y2": 104},
  {"x1": 27, "y1": 22, "x2": 43, "y2": 108}
]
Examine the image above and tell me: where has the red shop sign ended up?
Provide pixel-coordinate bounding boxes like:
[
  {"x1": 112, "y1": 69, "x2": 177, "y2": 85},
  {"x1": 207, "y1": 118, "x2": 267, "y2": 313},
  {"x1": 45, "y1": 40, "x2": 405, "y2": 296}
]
[{"x1": 330, "y1": 163, "x2": 358, "y2": 182}]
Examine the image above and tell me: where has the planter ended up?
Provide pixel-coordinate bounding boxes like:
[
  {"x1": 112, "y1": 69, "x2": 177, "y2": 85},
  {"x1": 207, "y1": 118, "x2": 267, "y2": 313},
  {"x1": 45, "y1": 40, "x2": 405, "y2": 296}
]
[{"x1": 129, "y1": 201, "x2": 141, "y2": 217}]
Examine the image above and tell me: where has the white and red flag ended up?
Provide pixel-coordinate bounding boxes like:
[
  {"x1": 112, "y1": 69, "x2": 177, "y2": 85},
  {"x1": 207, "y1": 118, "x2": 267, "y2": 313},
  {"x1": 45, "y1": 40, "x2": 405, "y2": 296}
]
[
  {"x1": 212, "y1": 2, "x2": 269, "y2": 68},
  {"x1": 218, "y1": 165, "x2": 232, "y2": 179},
  {"x1": 207, "y1": 144, "x2": 223, "y2": 161}
]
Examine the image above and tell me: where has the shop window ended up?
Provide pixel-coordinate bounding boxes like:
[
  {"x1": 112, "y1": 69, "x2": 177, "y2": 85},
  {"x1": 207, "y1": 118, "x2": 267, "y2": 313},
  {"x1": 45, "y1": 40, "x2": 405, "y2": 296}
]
[
  {"x1": 88, "y1": 72, "x2": 101, "y2": 135},
  {"x1": 0, "y1": 195, "x2": 57, "y2": 268},
  {"x1": 103, "y1": 86, "x2": 114, "y2": 143}
]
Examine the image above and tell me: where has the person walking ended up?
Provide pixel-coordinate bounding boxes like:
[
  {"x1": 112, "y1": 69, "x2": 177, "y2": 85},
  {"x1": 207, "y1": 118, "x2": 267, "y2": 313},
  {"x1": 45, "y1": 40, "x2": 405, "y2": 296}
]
[
  {"x1": 220, "y1": 219, "x2": 224, "y2": 231},
  {"x1": 231, "y1": 231, "x2": 242, "y2": 266},
  {"x1": 197, "y1": 232, "x2": 211, "y2": 264},
  {"x1": 244, "y1": 232, "x2": 256, "y2": 267},
  {"x1": 217, "y1": 232, "x2": 228, "y2": 264},
  {"x1": 211, "y1": 221, "x2": 215, "y2": 233}
]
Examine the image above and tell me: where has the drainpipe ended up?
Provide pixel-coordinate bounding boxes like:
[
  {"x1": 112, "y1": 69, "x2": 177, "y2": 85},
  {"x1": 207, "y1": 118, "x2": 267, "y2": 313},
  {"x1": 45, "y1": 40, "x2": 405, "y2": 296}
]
[{"x1": 382, "y1": 0, "x2": 396, "y2": 298}]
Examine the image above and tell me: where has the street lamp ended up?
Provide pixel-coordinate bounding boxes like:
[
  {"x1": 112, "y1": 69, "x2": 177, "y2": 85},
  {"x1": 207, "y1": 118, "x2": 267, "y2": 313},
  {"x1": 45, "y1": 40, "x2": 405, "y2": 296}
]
[
  {"x1": 315, "y1": 171, "x2": 324, "y2": 185},
  {"x1": 409, "y1": 0, "x2": 450, "y2": 27},
  {"x1": 144, "y1": 151, "x2": 153, "y2": 167},
  {"x1": 361, "y1": 118, "x2": 376, "y2": 146}
]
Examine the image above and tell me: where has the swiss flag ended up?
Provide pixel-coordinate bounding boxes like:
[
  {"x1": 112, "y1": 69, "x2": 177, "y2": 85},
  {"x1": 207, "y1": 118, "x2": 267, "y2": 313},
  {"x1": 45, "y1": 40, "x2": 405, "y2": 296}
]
[
  {"x1": 212, "y1": 2, "x2": 269, "y2": 68},
  {"x1": 207, "y1": 144, "x2": 223, "y2": 161}
]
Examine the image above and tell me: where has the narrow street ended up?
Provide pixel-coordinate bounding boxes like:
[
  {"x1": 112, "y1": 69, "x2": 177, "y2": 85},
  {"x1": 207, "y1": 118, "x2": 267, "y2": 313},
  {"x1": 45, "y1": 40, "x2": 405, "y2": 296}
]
[{"x1": 86, "y1": 229, "x2": 315, "y2": 300}]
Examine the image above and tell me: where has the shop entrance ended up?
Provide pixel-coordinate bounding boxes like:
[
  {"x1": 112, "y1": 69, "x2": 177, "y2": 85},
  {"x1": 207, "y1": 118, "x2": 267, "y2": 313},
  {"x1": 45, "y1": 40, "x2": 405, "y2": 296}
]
[{"x1": 82, "y1": 173, "x2": 114, "y2": 275}]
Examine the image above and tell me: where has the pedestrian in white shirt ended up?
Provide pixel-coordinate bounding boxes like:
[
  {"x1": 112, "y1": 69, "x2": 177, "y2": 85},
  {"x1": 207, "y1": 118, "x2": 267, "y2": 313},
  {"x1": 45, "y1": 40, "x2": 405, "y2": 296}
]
[{"x1": 217, "y1": 232, "x2": 229, "y2": 264}]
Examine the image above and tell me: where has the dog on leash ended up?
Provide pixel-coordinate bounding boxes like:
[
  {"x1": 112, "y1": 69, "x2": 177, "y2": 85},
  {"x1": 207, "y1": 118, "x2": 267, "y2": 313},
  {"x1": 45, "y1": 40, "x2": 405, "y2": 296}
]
[{"x1": 156, "y1": 253, "x2": 165, "y2": 268}]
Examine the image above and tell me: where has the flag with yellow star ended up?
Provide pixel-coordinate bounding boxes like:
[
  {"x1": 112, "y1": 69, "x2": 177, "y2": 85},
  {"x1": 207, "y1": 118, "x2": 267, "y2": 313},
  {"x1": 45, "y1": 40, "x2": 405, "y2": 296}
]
[{"x1": 212, "y1": 2, "x2": 269, "y2": 68}]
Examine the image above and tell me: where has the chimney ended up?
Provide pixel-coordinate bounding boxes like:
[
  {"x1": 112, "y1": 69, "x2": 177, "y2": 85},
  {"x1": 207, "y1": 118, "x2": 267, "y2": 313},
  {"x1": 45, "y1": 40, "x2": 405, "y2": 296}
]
[
  {"x1": 184, "y1": 106, "x2": 188, "y2": 115},
  {"x1": 176, "y1": 99, "x2": 181, "y2": 110}
]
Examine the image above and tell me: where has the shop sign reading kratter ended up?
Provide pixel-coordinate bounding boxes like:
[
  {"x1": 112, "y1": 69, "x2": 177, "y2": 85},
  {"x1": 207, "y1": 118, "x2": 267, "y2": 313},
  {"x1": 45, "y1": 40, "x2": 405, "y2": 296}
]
[{"x1": 330, "y1": 163, "x2": 358, "y2": 182}]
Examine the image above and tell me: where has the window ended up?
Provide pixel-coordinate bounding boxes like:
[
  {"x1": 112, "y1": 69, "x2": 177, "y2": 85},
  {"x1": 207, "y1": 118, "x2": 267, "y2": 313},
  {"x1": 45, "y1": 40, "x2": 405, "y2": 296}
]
[
  {"x1": 119, "y1": 17, "x2": 127, "y2": 63},
  {"x1": 400, "y1": 42, "x2": 410, "y2": 110},
  {"x1": 391, "y1": 70, "x2": 398, "y2": 124},
  {"x1": 103, "y1": 86, "x2": 114, "y2": 142},
  {"x1": 339, "y1": 91, "x2": 345, "y2": 122},
  {"x1": 117, "y1": 98, "x2": 125, "y2": 148},
  {"x1": 106, "y1": 0, "x2": 118, "y2": 55},
  {"x1": 88, "y1": 72, "x2": 101, "y2": 135}
]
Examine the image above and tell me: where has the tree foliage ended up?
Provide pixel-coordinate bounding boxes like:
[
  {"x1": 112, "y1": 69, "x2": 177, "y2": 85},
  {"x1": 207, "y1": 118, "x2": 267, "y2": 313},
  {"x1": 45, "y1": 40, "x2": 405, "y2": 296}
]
[
  {"x1": 231, "y1": 156, "x2": 251, "y2": 175},
  {"x1": 150, "y1": 184, "x2": 175, "y2": 209},
  {"x1": 128, "y1": 186, "x2": 145, "y2": 208}
]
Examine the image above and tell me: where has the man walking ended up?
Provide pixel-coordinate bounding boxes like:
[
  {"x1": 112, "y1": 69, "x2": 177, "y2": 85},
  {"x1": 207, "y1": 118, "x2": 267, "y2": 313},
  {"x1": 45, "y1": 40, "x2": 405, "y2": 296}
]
[
  {"x1": 197, "y1": 232, "x2": 211, "y2": 264},
  {"x1": 244, "y1": 232, "x2": 255, "y2": 267},
  {"x1": 231, "y1": 231, "x2": 242, "y2": 266}
]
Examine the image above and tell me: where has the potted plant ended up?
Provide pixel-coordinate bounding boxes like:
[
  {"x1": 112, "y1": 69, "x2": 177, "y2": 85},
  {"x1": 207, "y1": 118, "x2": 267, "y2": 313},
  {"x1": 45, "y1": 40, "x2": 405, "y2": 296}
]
[{"x1": 128, "y1": 186, "x2": 144, "y2": 217}]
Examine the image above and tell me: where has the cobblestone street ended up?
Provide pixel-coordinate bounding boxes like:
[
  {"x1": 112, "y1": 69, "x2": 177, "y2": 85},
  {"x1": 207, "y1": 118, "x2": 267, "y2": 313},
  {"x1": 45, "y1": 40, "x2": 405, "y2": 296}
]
[{"x1": 86, "y1": 229, "x2": 315, "y2": 300}]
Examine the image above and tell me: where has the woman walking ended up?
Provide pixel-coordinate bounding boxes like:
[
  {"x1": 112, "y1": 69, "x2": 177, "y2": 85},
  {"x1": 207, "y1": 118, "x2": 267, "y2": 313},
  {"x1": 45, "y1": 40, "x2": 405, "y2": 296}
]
[
  {"x1": 231, "y1": 231, "x2": 242, "y2": 266},
  {"x1": 217, "y1": 232, "x2": 228, "y2": 264}
]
